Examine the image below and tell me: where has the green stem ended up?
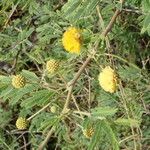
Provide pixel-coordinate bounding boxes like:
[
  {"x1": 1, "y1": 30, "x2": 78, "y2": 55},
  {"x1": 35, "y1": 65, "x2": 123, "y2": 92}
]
[{"x1": 0, "y1": 138, "x2": 11, "y2": 150}]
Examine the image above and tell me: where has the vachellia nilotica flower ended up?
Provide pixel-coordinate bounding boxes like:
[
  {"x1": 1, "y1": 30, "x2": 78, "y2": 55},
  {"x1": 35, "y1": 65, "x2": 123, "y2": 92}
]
[
  {"x1": 83, "y1": 127, "x2": 94, "y2": 138},
  {"x1": 16, "y1": 117, "x2": 28, "y2": 130},
  {"x1": 12, "y1": 74, "x2": 26, "y2": 89},
  {"x1": 46, "y1": 59, "x2": 59, "y2": 74},
  {"x1": 98, "y1": 66, "x2": 118, "y2": 93},
  {"x1": 62, "y1": 27, "x2": 82, "y2": 54}
]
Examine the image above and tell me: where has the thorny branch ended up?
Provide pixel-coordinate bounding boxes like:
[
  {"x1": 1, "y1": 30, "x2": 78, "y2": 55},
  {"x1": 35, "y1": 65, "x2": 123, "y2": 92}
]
[{"x1": 38, "y1": 1, "x2": 125, "y2": 149}]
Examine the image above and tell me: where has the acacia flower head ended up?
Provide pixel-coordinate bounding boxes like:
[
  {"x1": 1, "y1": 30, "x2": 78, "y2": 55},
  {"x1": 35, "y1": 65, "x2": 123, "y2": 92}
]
[
  {"x1": 83, "y1": 127, "x2": 94, "y2": 138},
  {"x1": 46, "y1": 59, "x2": 59, "y2": 74},
  {"x1": 12, "y1": 74, "x2": 26, "y2": 89},
  {"x1": 62, "y1": 27, "x2": 82, "y2": 54},
  {"x1": 16, "y1": 117, "x2": 27, "y2": 130},
  {"x1": 98, "y1": 66, "x2": 118, "y2": 93}
]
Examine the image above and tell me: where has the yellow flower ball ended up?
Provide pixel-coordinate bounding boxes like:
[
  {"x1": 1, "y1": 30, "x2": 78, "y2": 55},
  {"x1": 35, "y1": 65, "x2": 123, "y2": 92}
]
[
  {"x1": 83, "y1": 127, "x2": 94, "y2": 138},
  {"x1": 98, "y1": 66, "x2": 118, "y2": 93},
  {"x1": 16, "y1": 117, "x2": 27, "y2": 130},
  {"x1": 46, "y1": 59, "x2": 59, "y2": 74},
  {"x1": 12, "y1": 75, "x2": 26, "y2": 88},
  {"x1": 62, "y1": 27, "x2": 82, "y2": 54}
]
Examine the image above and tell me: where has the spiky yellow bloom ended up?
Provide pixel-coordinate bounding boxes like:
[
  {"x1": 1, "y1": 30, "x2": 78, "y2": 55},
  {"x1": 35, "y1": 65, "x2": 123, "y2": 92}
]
[
  {"x1": 46, "y1": 59, "x2": 59, "y2": 74},
  {"x1": 12, "y1": 75, "x2": 26, "y2": 88},
  {"x1": 16, "y1": 117, "x2": 27, "y2": 130},
  {"x1": 98, "y1": 66, "x2": 118, "y2": 93},
  {"x1": 83, "y1": 127, "x2": 94, "y2": 138},
  {"x1": 62, "y1": 27, "x2": 82, "y2": 54}
]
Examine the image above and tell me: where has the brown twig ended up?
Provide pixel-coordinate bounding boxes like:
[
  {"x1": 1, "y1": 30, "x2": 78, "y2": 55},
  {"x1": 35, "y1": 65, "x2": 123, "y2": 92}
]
[
  {"x1": 11, "y1": 49, "x2": 21, "y2": 74},
  {"x1": 102, "y1": 0, "x2": 125, "y2": 37},
  {"x1": 4, "y1": 1, "x2": 20, "y2": 28},
  {"x1": 63, "y1": 0, "x2": 125, "y2": 112},
  {"x1": 58, "y1": 73, "x2": 84, "y2": 119},
  {"x1": 18, "y1": 142, "x2": 31, "y2": 150},
  {"x1": 38, "y1": 1, "x2": 125, "y2": 149},
  {"x1": 62, "y1": 54, "x2": 95, "y2": 113},
  {"x1": 38, "y1": 126, "x2": 55, "y2": 150},
  {"x1": 27, "y1": 102, "x2": 52, "y2": 121},
  {"x1": 22, "y1": 135, "x2": 27, "y2": 150},
  {"x1": 102, "y1": 10, "x2": 121, "y2": 37}
]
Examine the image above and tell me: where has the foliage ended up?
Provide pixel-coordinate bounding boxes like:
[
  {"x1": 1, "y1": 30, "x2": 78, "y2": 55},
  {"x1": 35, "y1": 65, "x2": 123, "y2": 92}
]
[{"x1": 0, "y1": 0, "x2": 149, "y2": 149}]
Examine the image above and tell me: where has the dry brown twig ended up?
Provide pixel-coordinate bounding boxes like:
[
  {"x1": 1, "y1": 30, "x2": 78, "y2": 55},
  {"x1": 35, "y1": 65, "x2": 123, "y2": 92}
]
[
  {"x1": 38, "y1": 1, "x2": 125, "y2": 149},
  {"x1": 10, "y1": 49, "x2": 21, "y2": 74}
]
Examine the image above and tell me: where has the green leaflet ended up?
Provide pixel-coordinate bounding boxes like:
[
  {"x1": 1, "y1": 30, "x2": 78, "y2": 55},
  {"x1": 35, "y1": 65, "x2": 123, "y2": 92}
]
[
  {"x1": 62, "y1": 0, "x2": 81, "y2": 18},
  {"x1": 39, "y1": 116, "x2": 59, "y2": 131},
  {"x1": 20, "y1": 89, "x2": 54, "y2": 109},
  {"x1": 0, "y1": 86, "x2": 15, "y2": 101},
  {"x1": 62, "y1": 0, "x2": 101, "y2": 22},
  {"x1": 142, "y1": 0, "x2": 150, "y2": 13},
  {"x1": 22, "y1": 70, "x2": 40, "y2": 82},
  {"x1": 88, "y1": 121, "x2": 103, "y2": 150},
  {"x1": 88, "y1": 120, "x2": 119, "y2": 150},
  {"x1": 102, "y1": 121, "x2": 119, "y2": 150},
  {"x1": 18, "y1": 28, "x2": 34, "y2": 41},
  {"x1": 141, "y1": 13, "x2": 150, "y2": 34},
  {"x1": 85, "y1": 0, "x2": 100, "y2": 16},
  {"x1": 10, "y1": 84, "x2": 39, "y2": 106},
  {"x1": 0, "y1": 75, "x2": 11, "y2": 84},
  {"x1": 91, "y1": 106, "x2": 118, "y2": 117},
  {"x1": 141, "y1": 0, "x2": 150, "y2": 35},
  {"x1": 114, "y1": 118, "x2": 140, "y2": 127}
]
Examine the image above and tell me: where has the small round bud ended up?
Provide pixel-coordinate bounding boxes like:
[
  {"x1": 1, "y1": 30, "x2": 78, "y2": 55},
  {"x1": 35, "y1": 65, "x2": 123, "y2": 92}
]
[
  {"x1": 16, "y1": 117, "x2": 27, "y2": 130},
  {"x1": 50, "y1": 106, "x2": 57, "y2": 113},
  {"x1": 12, "y1": 75, "x2": 26, "y2": 88},
  {"x1": 46, "y1": 59, "x2": 59, "y2": 74}
]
